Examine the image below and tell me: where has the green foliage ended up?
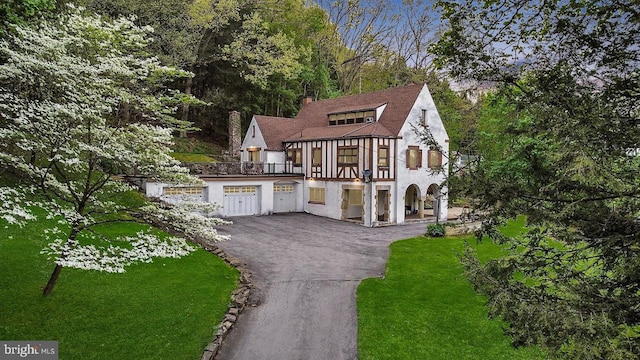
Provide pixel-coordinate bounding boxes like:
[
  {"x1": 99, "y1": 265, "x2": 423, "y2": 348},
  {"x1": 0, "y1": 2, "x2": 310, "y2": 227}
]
[
  {"x1": 0, "y1": 0, "x2": 57, "y2": 28},
  {"x1": 422, "y1": 72, "x2": 479, "y2": 155},
  {"x1": 433, "y1": 0, "x2": 640, "y2": 357},
  {"x1": 463, "y1": 85, "x2": 640, "y2": 357},
  {"x1": 0, "y1": 6, "x2": 234, "y2": 294},
  {"x1": 426, "y1": 223, "x2": 446, "y2": 237},
  {"x1": 75, "y1": 0, "x2": 463, "y2": 142},
  {"x1": 82, "y1": 0, "x2": 315, "y2": 135}
]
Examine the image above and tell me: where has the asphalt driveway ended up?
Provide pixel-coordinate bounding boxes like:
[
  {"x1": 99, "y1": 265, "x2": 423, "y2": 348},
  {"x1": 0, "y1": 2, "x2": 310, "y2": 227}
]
[{"x1": 214, "y1": 213, "x2": 427, "y2": 360}]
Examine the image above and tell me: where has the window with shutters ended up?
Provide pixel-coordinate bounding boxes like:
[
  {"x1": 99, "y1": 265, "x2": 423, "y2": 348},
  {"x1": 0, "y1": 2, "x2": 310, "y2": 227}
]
[
  {"x1": 406, "y1": 146, "x2": 422, "y2": 170},
  {"x1": 428, "y1": 149, "x2": 443, "y2": 169}
]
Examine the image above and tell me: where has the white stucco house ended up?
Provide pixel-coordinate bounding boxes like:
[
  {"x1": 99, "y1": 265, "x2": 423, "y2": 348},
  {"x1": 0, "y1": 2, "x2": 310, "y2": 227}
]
[{"x1": 146, "y1": 83, "x2": 450, "y2": 226}]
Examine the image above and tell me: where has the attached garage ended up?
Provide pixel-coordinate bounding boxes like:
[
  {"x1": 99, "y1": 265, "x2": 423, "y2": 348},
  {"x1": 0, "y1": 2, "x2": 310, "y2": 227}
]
[
  {"x1": 223, "y1": 186, "x2": 260, "y2": 216},
  {"x1": 273, "y1": 183, "x2": 296, "y2": 213},
  {"x1": 146, "y1": 175, "x2": 304, "y2": 218}
]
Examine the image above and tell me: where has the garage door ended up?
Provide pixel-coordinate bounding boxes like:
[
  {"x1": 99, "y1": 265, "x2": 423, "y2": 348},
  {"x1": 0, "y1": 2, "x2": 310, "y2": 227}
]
[
  {"x1": 223, "y1": 186, "x2": 260, "y2": 216},
  {"x1": 273, "y1": 184, "x2": 296, "y2": 213}
]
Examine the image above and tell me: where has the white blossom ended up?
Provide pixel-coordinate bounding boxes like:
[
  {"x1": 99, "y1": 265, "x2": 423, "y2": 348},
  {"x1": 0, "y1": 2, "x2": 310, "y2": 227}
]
[
  {"x1": 0, "y1": 187, "x2": 36, "y2": 226},
  {"x1": 0, "y1": 6, "x2": 227, "y2": 282},
  {"x1": 40, "y1": 231, "x2": 195, "y2": 273},
  {"x1": 140, "y1": 201, "x2": 232, "y2": 244}
]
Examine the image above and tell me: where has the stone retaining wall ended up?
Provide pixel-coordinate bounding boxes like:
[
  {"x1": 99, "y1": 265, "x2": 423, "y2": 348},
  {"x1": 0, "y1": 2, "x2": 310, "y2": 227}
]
[
  {"x1": 183, "y1": 162, "x2": 242, "y2": 176},
  {"x1": 200, "y1": 245, "x2": 252, "y2": 360},
  {"x1": 445, "y1": 221, "x2": 482, "y2": 236}
]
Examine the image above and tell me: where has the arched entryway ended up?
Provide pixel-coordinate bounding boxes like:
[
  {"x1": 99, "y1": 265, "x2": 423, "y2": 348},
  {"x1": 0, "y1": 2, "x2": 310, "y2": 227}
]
[
  {"x1": 426, "y1": 184, "x2": 441, "y2": 219},
  {"x1": 404, "y1": 184, "x2": 422, "y2": 220}
]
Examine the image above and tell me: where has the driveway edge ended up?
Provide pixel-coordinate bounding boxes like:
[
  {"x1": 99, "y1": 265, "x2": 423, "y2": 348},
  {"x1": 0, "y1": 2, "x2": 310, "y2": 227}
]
[{"x1": 200, "y1": 244, "x2": 253, "y2": 360}]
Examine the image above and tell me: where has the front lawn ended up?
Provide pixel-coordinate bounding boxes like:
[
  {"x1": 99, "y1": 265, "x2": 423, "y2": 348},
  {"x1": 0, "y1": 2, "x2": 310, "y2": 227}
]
[
  {"x1": 357, "y1": 219, "x2": 544, "y2": 359},
  {"x1": 0, "y1": 218, "x2": 238, "y2": 359}
]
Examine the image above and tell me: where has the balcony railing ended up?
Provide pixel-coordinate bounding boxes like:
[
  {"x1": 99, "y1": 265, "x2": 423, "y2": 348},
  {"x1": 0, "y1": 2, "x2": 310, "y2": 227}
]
[{"x1": 242, "y1": 161, "x2": 304, "y2": 175}]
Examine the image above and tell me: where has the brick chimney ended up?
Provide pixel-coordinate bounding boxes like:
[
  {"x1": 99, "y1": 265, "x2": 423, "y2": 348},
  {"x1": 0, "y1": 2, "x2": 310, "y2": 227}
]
[
  {"x1": 302, "y1": 96, "x2": 313, "y2": 105},
  {"x1": 228, "y1": 110, "x2": 241, "y2": 157}
]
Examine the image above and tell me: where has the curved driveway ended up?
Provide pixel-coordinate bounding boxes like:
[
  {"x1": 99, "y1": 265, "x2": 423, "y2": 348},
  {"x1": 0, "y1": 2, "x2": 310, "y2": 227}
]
[{"x1": 214, "y1": 213, "x2": 427, "y2": 360}]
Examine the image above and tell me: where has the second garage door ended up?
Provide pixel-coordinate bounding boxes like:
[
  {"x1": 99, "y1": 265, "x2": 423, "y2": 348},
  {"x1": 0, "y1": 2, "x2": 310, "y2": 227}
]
[
  {"x1": 223, "y1": 186, "x2": 260, "y2": 216},
  {"x1": 273, "y1": 184, "x2": 296, "y2": 213}
]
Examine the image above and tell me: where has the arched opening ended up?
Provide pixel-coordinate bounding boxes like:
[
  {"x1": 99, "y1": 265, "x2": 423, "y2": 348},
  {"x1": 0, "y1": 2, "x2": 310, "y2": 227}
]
[
  {"x1": 404, "y1": 184, "x2": 422, "y2": 219},
  {"x1": 425, "y1": 184, "x2": 440, "y2": 219}
]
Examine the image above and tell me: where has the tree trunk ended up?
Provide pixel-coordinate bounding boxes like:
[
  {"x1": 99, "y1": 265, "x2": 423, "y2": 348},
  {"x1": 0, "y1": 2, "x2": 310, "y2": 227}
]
[
  {"x1": 42, "y1": 226, "x2": 80, "y2": 296},
  {"x1": 42, "y1": 264, "x2": 63, "y2": 296},
  {"x1": 179, "y1": 70, "x2": 194, "y2": 138}
]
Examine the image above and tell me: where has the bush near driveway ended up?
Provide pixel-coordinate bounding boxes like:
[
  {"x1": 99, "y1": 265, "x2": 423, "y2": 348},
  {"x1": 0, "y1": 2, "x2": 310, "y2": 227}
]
[{"x1": 425, "y1": 223, "x2": 446, "y2": 237}]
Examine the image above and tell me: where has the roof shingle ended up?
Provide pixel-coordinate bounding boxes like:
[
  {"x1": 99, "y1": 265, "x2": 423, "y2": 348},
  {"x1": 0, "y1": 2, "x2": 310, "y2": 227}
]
[{"x1": 255, "y1": 84, "x2": 425, "y2": 145}]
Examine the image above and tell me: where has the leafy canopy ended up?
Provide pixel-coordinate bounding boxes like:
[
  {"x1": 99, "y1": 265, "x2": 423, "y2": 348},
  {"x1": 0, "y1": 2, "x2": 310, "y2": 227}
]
[
  {"x1": 432, "y1": 0, "x2": 640, "y2": 358},
  {"x1": 0, "y1": 5, "x2": 230, "y2": 294}
]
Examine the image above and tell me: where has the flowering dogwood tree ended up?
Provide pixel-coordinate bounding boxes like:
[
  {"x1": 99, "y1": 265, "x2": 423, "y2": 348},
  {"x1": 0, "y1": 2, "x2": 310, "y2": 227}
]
[{"x1": 0, "y1": 5, "x2": 230, "y2": 295}]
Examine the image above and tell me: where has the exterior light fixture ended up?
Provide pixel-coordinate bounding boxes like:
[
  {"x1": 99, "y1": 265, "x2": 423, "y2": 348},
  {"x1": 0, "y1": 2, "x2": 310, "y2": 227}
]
[{"x1": 362, "y1": 169, "x2": 372, "y2": 183}]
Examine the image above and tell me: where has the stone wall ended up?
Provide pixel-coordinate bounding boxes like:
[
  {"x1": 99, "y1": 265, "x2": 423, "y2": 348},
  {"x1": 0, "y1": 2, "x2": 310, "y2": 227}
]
[
  {"x1": 445, "y1": 221, "x2": 482, "y2": 236},
  {"x1": 200, "y1": 244, "x2": 253, "y2": 360},
  {"x1": 183, "y1": 162, "x2": 242, "y2": 175},
  {"x1": 228, "y1": 111, "x2": 242, "y2": 156}
]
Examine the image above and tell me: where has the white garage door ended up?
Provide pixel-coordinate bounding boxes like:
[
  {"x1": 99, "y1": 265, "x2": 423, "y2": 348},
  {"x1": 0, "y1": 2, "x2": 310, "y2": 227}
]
[
  {"x1": 223, "y1": 186, "x2": 260, "y2": 216},
  {"x1": 273, "y1": 184, "x2": 296, "y2": 213}
]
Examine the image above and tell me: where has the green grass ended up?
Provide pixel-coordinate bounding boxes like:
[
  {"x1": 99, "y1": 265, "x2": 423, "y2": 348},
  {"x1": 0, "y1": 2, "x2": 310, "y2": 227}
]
[
  {"x1": 171, "y1": 136, "x2": 223, "y2": 162},
  {"x1": 171, "y1": 152, "x2": 216, "y2": 163},
  {"x1": 0, "y1": 217, "x2": 238, "y2": 359},
  {"x1": 172, "y1": 136, "x2": 223, "y2": 156},
  {"x1": 357, "y1": 218, "x2": 544, "y2": 360}
]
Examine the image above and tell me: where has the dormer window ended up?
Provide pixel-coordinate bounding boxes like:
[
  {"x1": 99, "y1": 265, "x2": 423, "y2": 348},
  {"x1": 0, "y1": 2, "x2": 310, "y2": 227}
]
[{"x1": 328, "y1": 110, "x2": 376, "y2": 126}]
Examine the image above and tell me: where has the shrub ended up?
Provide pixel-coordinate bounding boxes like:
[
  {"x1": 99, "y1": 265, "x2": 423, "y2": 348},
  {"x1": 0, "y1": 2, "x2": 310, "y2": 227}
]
[{"x1": 426, "y1": 223, "x2": 446, "y2": 237}]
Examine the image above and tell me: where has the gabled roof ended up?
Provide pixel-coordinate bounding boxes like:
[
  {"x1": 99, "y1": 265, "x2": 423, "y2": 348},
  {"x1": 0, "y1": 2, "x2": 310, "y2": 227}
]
[
  {"x1": 253, "y1": 115, "x2": 303, "y2": 150},
  {"x1": 293, "y1": 83, "x2": 424, "y2": 138},
  {"x1": 253, "y1": 84, "x2": 426, "y2": 145}
]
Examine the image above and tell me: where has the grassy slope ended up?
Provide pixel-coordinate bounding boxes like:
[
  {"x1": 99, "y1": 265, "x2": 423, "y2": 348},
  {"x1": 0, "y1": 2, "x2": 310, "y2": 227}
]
[
  {"x1": 171, "y1": 136, "x2": 225, "y2": 163},
  {"x1": 171, "y1": 153, "x2": 216, "y2": 163},
  {"x1": 0, "y1": 218, "x2": 238, "y2": 359},
  {"x1": 357, "y1": 218, "x2": 544, "y2": 359}
]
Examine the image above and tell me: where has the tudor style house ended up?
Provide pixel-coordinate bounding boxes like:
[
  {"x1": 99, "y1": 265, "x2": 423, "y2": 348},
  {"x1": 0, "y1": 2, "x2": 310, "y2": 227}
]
[{"x1": 146, "y1": 83, "x2": 449, "y2": 226}]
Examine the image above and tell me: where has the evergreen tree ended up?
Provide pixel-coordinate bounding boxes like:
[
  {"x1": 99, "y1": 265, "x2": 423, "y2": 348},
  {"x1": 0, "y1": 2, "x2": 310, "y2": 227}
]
[{"x1": 432, "y1": 0, "x2": 640, "y2": 357}]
